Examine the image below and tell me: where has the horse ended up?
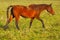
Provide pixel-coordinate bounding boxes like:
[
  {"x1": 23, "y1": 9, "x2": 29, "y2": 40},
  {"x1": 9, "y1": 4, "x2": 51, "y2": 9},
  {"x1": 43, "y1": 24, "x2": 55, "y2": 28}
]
[
  {"x1": 28, "y1": 4, "x2": 55, "y2": 28},
  {"x1": 4, "y1": 5, "x2": 38, "y2": 30},
  {"x1": 4, "y1": 4, "x2": 55, "y2": 30}
]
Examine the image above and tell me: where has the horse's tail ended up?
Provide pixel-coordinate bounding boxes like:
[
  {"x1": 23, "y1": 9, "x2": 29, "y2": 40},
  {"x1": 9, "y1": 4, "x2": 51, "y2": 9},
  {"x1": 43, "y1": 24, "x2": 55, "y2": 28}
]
[{"x1": 7, "y1": 5, "x2": 13, "y2": 20}]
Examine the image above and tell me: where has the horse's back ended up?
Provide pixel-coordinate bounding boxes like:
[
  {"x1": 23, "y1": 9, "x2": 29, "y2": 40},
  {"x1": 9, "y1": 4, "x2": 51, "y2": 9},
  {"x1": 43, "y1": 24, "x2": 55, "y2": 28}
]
[{"x1": 29, "y1": 4, "x2": 49, "y2": 9}]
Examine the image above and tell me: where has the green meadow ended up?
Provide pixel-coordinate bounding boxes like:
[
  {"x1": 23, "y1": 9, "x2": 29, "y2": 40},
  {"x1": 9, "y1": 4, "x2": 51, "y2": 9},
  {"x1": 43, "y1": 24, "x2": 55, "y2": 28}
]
[{"x1": 0, "y1": 0, "x2": 60, "y2": 40}]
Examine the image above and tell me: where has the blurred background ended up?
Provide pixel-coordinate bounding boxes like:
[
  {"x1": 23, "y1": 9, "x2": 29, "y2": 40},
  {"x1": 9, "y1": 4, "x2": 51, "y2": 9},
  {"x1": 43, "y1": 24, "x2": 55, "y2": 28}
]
[{"x1": 0, "y1": 0, "x2": 60, "y2": 40}]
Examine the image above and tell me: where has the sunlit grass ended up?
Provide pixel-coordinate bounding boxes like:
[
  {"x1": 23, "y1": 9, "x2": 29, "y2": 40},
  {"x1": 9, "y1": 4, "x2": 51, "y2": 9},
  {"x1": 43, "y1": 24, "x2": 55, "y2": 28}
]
[{"x1": 0, "y1": 0, "x2": 60, "y2": 40}]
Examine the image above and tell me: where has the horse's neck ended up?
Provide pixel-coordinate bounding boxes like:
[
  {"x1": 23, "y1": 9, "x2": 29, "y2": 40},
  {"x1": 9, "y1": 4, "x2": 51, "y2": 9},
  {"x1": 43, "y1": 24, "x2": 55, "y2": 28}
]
[{"x1": 38, "y1": 6, "x2": 46, "y2": 13}]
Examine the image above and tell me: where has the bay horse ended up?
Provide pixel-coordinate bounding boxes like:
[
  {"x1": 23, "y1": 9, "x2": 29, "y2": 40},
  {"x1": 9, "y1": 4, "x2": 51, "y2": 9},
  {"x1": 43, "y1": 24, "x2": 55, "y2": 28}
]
[
  {"x1": 4, "y1": 4, "x2": 55, "y2": 30},
  {"x1": 4, "y1": 5, "x2": 38, "y2": 30}
]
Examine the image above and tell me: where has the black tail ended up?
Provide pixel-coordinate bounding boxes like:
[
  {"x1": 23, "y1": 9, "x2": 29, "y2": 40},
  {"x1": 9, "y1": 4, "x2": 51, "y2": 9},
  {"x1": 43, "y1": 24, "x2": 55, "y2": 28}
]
[{"x1": 7, "y1": 5, "x2": 13, "y2": 20}]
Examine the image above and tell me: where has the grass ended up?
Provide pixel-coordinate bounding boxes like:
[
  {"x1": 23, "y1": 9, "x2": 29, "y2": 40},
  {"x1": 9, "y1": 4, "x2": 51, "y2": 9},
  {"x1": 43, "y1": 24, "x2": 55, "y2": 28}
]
[{"x1": 0, "y1": 0, "x2": 60, "y2": 40}]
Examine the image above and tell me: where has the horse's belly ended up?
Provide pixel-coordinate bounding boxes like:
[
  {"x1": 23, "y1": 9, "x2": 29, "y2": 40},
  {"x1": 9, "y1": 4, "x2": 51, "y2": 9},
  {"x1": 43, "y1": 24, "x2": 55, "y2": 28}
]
[{"x1": 21, "y1": 11, "x2": 36, "y2": 18}]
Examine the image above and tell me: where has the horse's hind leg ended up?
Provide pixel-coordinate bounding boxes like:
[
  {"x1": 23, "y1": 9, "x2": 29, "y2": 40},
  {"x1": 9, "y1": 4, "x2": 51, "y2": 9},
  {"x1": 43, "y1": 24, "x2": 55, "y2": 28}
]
[
  {"x1": 29, "y1": 18, "x2": 34, "y2": 28},
  {"x1": 15, "y1": 16, "x2": 20, "y2": 30},
  {"x1": 36, "y1": 17, "x2": 45, "y2": 28},
  {"x1": 4, "y1": 15, "x2": 13, "y2": 30}
]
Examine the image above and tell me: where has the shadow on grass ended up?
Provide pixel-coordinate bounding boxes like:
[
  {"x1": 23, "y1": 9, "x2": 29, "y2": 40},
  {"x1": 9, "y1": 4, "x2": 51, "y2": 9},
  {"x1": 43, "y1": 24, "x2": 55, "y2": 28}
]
[
  {"x1": 0, "y1": 22, "x2": 3, "y2": 28},
  {"x1": 0, "y1": 22, "x2": 7, "y2": 30}
]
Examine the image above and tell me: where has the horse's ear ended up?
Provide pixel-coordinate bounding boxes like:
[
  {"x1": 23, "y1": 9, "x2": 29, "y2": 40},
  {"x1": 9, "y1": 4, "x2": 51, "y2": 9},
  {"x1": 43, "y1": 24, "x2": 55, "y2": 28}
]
[{"x1": 50, "y1": 3, "x2": 52, "y2": 6}]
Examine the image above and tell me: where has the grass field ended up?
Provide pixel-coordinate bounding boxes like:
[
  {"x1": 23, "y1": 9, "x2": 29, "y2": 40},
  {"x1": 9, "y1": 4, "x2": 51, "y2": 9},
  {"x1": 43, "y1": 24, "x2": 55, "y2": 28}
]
[{"x1": 0, "y1": 0, "x2": 60, "y2": 40}]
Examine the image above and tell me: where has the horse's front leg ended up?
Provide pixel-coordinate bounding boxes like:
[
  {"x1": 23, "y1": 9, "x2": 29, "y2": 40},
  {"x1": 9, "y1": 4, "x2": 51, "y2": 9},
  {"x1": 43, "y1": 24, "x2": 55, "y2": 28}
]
[
  {"x1": 29, "y1": 18, "x2": 34, "y2": 28},
  {"x1": 36, "y1": 17, "x2": 45, "y2": 28}
]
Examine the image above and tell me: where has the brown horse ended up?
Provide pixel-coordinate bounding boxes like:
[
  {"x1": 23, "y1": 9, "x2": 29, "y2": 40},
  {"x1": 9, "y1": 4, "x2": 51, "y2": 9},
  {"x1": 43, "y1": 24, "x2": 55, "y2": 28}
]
[
  {"x1": 4, "y1": 4, "x2": 55, "y2": 30},
  {"x1": 4, "y1": 5, "x2": 38, "y2": 30}
]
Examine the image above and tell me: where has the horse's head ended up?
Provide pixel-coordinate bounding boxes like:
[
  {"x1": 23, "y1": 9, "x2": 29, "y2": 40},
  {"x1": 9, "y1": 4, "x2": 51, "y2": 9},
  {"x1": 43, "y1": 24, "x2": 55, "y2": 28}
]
[{"x1": 46, "y1": 4, "x2": 55, "y2": 15}]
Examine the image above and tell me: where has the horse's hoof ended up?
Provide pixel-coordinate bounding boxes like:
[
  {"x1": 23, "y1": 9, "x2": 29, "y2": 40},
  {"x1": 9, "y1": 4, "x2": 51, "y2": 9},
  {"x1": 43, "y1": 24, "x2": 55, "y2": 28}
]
[
  {"x1": 16, "y1": 27, "x2": 20, "y2": 30},
  {"x1": 17, "y1": 28, "x2": 20, "y2": 30},
  {"x1": 3, "y1": 26, "x2": 8, "y2": 30}
]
